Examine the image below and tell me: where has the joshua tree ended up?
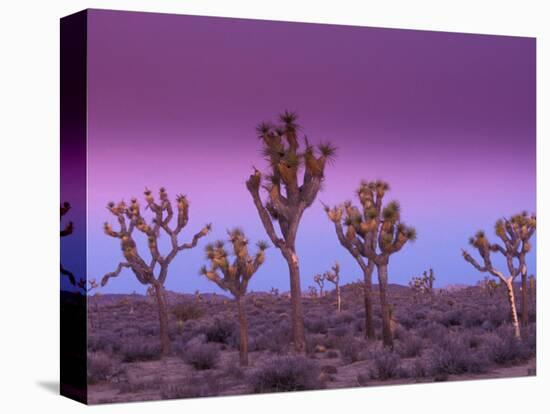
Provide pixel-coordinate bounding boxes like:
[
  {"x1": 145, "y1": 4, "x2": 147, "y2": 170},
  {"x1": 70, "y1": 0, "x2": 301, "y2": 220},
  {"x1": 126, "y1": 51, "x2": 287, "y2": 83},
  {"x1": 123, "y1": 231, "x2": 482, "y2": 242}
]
[
  {"x1": 60, "y1": 202, "x2": 76, "y2": 287},
  {"x1": 409, "y1": 268, "x2": 435, "y2": 296},
  {"x1": 307, "y1": 286, "x2": 318, "y2": 299},
  {"x1": 246, "y1": 111, "x2": 336, "y2": 353},
  {"x1": 200, "y1": 229, "x2": 268, "y2": 366},
  {"x1": 478, "y1": 276, "x2": 499, "y2": 297},
  {"x1": 269, "y1": 287, "x2": 280, "y2": 297},
  {"x1": 101, "y1": 188, "x2": 211, "y2": 355},
  {"x1": 313, "y1": 273, "x2": 326, "y2": 297},
  {"x1": 462, "y1": 213, "x2": 535, "y2": 339},
  {"x1": 325, "y1": 262, "x2": 342, "y2": 311},
  {"x1": 325, "y1": 180, "x2": 416, "y2": 346},
  {"x1": 499, "y1": 212, "x2": 536, "y2": 326}
]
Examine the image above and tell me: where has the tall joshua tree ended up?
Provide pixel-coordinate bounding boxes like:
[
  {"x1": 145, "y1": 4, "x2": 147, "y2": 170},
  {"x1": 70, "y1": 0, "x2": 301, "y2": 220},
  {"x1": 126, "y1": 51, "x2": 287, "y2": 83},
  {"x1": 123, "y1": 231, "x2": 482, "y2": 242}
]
[
  {"x1": 325, "y1": 180, "x2": 416, "y2": 347},
  {"x1": 101, "y1": 188, "x2": 211, "y2": 355},
  {"x1": 325, "y1": 262, "x2": 342, "y2": 312},
  {"x1": 463, "y1": 212, "x2": 535, "y2": 338},
  {"x1": 200, "y1": 229, "x2": 268, "y2": 366},
  {"x1": 246, "y1": 111, "x2": 336, "y2": 353}
]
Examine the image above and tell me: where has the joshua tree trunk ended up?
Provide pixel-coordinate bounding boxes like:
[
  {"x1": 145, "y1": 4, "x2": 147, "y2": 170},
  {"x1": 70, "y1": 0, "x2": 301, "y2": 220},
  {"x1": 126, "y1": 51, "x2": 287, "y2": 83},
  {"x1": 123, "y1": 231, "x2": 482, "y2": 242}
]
[
  {"x1": 363, "y1": 262, "x2": 375, "y2": 340},
  {"x1": 153, "y1": 281, "x2": 171, "y2": 356},
  {"x1": 336, "y1": 284, "x2": 341, "y2": 312},
  {"x1": 377, "y1": 262, "x2": 393, "y2": 348},
  {"x1": 521, "y1": 269, "x2": 528, "y2": 327},
  {"x1": 505, "y1": 280, "x2": 521, "y2": 339},
  {"x1": 236, "y1": 295, "x2": 249, "y2": 366},
  {"x1": 285, "y1": 249, "x2": 306, "y2": 353}
]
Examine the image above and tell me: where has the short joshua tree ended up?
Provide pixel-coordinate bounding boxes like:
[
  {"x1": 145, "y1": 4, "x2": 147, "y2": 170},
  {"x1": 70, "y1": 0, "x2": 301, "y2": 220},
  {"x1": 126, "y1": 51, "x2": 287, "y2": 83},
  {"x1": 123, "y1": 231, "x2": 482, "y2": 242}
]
[
  {"x1": 307, "y1": 286, "x2": 318, "y2": 299},
  {"x1": 313, "y1": 273, "x2": 326, "y2": 297},
  {"x1": 325, "y1": 262, "x2": 342, "y2": 312},
  {"x1": 478, "y1": 276, "x2": 499, "y2": 297},
  {"x1": 409, "y1": 268, "x2": 435, "y2": 297},
  {"x1": 200, "y1": 228, "x2": 268, "y2": 366},
  {"x1": 325, "y1": 180, "x2": 416, "y2": 346},
  {"x1": 101, "y1": 188, "x2": 211, "y2": 355},
  {"x1": 462, "y1": 212, "x2": 535, "y2": 339},
  {"x1": 246, "y1": 111, "x2": 336, "y2": 353}
]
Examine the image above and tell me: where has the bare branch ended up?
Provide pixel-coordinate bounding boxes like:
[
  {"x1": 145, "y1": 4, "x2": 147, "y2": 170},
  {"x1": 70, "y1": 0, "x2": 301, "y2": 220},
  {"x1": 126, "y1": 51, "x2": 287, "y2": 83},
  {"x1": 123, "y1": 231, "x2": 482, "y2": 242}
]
[{"x1": 101, "y1": 262, "x2": 131, "y2": 287}]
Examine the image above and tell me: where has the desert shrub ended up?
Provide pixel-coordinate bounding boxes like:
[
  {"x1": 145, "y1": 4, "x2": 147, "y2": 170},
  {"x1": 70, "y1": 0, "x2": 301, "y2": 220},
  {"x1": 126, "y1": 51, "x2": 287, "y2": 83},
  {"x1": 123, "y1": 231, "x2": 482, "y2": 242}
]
[
  {"x1": 418, "y1": 322, "x2": 447, "y2": 343},
  {"x1": 88, "y1": 333, "x2": 122, "y2": 353},
  {"x1": 437, "y1": 310, "x2": 462, "y2": 327},
  {"x1": 484, "y1": 328, "x2": 530, "y2": 365},
  {"x1": 264, "y1": 321, "x2": 292, "y2": 353},
  {"x1": 249, "y1": 356, "x2": 324, "y2": 393},
  {"x1": 487, "y1": 305, "x2": 509, "y2": 327},
  {"x1": 305, "y1": 334, "x2": 326, "y2": 354},
  {"x1": 223, "y1": 363, "x2": 245, "y2": 380},
  {"x1": 321, "y1": 365, "x2": 338, "y2": 374},
  {"x1": 356, "y1": 372, "x2": 370, "y2": 386},
  {"x1": 183, "y1": 343, "x2": 220, "y2": 370},
  {"x1": 461, "y1": 309, "x2": 485, "y2": 328},
  {"x1": 305, "y1": 317, "x2": 328, "y2": 334},
  {"x1": 481, "y1": 320, "x2": 495, "y2": 331},
  {"x1": 329, "y1": 326, "x2": 349, "y2": 338},
  {"x1": 204, "y1": 319, "x2": 237, "y2": 345},
  {"x1": 409, "y1": 357, "x2": 431, "y2": 379},
  {"x1": 369, "y1": 349, "x2": 401, "y2": 380},
  {"x1": 139, "y1": 322, "x2": 160, "y2": 337},
  {"x1": 396, "y1": 334, "x2": 424, "y2": 358},
  {"x1": 172, "y1": 303, "x2": 204, "y2": 322},
  {"x1": 118, "y1": 377, "x2": 162, "y2": 394},
  {"x1": 161, "y1": 374, "x2": 220, "y2": 399},
  {"x1": 398, "y1": 313, "x2": 417, "y2": 330},
  {"x1": 338, "y1": 337, "x2": 365, "y2": 364},
  {"x1": 326, "y1": 350, "x2": 339, "y2": 359},
  {"x1": 120, "y1": 341, "x2": 161, "y2": 362},
  {"x1": 87, "y1": 352, "x2": 114, "y2": 384},
  {"x1": 429, "y1": 335, "x2": 489, "y2": 375},
  {"x1": 330, "y1": 311, "x2": 355, "y2": 326},
  {"x1": 524, "y1": 324, "x2": 537, "y2": 354}
]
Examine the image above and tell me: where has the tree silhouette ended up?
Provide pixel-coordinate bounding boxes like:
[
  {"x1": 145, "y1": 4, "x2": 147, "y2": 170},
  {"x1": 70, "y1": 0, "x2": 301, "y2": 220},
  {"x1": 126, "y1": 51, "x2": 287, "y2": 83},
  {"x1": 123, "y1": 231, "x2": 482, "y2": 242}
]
[{"x1": 60, "y1": 202, "x2": 76, "y2": 287}]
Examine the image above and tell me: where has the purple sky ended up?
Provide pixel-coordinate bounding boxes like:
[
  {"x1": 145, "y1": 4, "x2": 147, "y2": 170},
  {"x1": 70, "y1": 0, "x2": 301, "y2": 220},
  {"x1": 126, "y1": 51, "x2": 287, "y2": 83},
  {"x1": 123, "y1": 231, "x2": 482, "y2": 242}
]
[{"x1": 75, "y1": 9, "x2": 536, "y2": 294}]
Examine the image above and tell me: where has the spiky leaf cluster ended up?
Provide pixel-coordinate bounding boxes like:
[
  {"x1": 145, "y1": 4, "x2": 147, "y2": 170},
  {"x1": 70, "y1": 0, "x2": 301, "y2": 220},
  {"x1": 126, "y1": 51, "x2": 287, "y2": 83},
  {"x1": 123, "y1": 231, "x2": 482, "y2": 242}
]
[
  {"x1": 246, "y1": 111, "x2": 337, "y2": 248},
  {"x1": 200, "y1": 228, "x2": 269, "y2": 298},
  {"x1": 409, "y1": 268, "x2": 435, "y2": 294},
  {"x1": 325, "y1": 180, "x2": 416, "y2": 262},
  {"x1": 101, "y1": 187, "x2": 211, "y2": 287},
  {"x1": 324, "y1": 262, "x2": 341, "y2": 286},
  {"x1": 463, "y1": 211, "x2": 536, "y2": 282}
]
